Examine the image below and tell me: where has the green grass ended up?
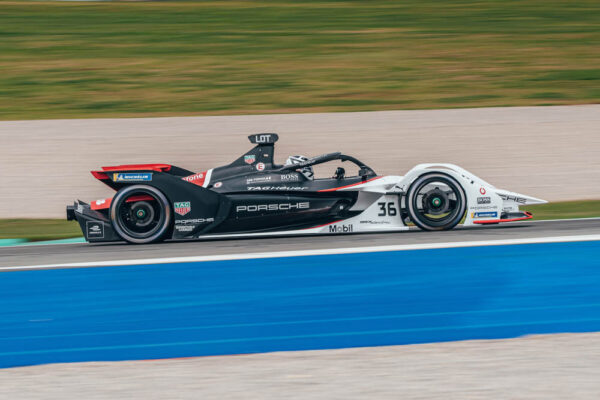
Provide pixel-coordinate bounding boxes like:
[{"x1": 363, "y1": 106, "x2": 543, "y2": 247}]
[
  {"x1": 0, "y1": 0, "x2": 598, "y2": 120},
  {"x1": 0, "y1": 200, "x2": 598, "y2": 242},
  {"x1": 522, "y1": 200, "x2": 600, "y2": 221},
  {"x1": 0, "y1": 219, "x2": 83, "y2": 241}
]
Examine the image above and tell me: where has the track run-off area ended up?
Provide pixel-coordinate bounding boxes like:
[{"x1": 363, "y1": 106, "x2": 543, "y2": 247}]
[{"x1": 0, "y1": 218, "x2": 599, "y2": 368}]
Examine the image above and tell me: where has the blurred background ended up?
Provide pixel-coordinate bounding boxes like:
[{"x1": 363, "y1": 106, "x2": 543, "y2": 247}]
[{"x1": 0, "y1": 0, "x2": 598, "y2": 119}]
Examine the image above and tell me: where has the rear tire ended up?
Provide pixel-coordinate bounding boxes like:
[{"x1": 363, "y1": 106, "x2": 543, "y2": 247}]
[
  {"x1": 406, "y1": 173, "x2": 466, "y2": 231},
  {"x1": 110, "y1": 185, "x2": 172, "y2": 244}
]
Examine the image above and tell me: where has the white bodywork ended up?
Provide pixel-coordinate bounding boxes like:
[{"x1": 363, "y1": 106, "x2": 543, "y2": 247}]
[{"x1": 199, "y1": 163, "x2": 546, "y2": 239}]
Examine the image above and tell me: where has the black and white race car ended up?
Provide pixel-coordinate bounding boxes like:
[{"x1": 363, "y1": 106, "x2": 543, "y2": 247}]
[{"x1": 67, "y1": 133, "x2": 546, "y2": 244}]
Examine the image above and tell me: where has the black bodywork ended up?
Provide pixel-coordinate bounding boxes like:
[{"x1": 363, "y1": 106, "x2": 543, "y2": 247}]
[{"x1": 67, "y1": 133, "x2": 379, "y2": 242}]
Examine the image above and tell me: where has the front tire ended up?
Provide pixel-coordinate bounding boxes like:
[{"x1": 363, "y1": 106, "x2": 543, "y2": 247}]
[
  {"x1": 110, "y1": 185, "x2": 172, "y2": 244},
  {"x1": 406, "y1": 173, "x2": 466, "y2": 231}
]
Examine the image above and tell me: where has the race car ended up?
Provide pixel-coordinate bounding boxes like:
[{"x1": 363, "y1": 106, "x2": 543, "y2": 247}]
[{"x1": 67, "y1": 133, "x2": 546, "y2": 244}]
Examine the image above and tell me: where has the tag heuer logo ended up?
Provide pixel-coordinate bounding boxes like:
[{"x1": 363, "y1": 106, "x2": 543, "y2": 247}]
[
  {"x1": 174, "y1": 201, "x2": 191, "y2": 216},
  {"x1": 244, "y1": 155, "x2": 256, "y2": 164}
]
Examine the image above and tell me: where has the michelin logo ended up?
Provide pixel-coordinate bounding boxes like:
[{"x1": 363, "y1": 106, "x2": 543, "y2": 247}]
[
  {"x1": 471, "y1": 211, "x2": 498, "y2": 218},
  {"x1": 113, "y1": 173, "x2": 152, "y2": 182}
]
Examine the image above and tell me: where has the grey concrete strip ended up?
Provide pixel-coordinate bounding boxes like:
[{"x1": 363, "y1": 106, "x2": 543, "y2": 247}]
[
  {"x1": 1, "y1": 105, "x2": 599, "y2": 218},
  {"x1": 1, "y1": 332, "x2": 599, "y2": 400},
  {"x1": 1, "y1": 218, "x2": 599, "y2": 268}
]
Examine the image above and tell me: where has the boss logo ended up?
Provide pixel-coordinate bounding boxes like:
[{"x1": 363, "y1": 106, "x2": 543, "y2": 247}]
[
  {"x1": 236, "y1": 202, "x2": 310, "y2": 212},
  {"x1": 477, "y1": 196, "x2": 491, "y2": 204},
  {"x1": 280, "y1": 173, "x2": 299, "y2": 181}
]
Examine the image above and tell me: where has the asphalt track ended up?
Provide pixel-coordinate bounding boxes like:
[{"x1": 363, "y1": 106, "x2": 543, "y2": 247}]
[{"x1": 1, "y1": 218, "x2": 599, "y2": 268}]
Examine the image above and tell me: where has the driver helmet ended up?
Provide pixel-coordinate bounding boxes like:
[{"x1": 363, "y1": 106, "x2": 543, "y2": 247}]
[{"x1": 285, "y1": 155, "x2": 314, "y2": 180}]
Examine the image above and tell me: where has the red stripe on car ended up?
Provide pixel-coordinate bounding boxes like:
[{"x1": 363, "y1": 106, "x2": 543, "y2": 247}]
[
  {"x1": 472, "y1": 212, "x2": 533, "y2": 224},
  {"x1": 101, "y1": 164, "x2": 172, "y2": 172},
  {"x1": 90, "y1": 195, "x2": 155, "y2": 210},
  {"x1": 182, "y1": 171, "x2": 208, "y2": 186},
  {"x1": 318, "y1": 176, "x2": 383, "y2": 192}
]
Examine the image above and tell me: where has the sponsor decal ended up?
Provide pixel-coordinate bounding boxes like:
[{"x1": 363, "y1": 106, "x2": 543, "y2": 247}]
[
  {"x1": 76, "y1": 204, "x2": 84, "y2": 214},
  {"x1": 479, "y1": 187, "x2": 486, "y2": 195},
  {"x1": 90, "y1": 198, "x2": 112, "y2": 211},
  {"x1": 182, "y1": 172, "x2": 207, "y2": 186},
  {"x1": 471, "y1": 211, "x2": 498, "y2": 218},
  {"x1": 254, "y1": 134, "x2": 273, "y2": 144},
  {"x1": 329, "y1": 224, "x2": 353, "y2": 233},
  {"x1": 280, "y1": 173, "x2": 300, "y2": 181},
  {"x1": 236, "y1": 202, "x2": 310, "y2": 213},
  {"x1": 256, "y1": 162, "x2": 266, "y2": 171},
  {"x1": 246, "y1": 176, "x2": 272, "y2": 184},
  {"x1": 392, "y1": 184, "x2": 406, "y2": 192},
  {"x1": 477, "y1": 196, "x2": 491, "y2": 204},
  {"x1": 184, "y1": 172, "x2": 204, "y2": 181},
  {"x1": 359, "y1": 220, "x2": 391, "y2": 225},
  {"x1": 174, "y1": 201, "x2": 191, "y2": 216},
  {"x1": 113, "y1": 172, "x2": 152, "y2": 182},
  {"x1": 175, "y1": 218, "x2": 215, "y2": 225},
  {"x1": 174, "y1": 217, "x2": 215, "y2": 232},
  {"x1": 499, "y1": 194, "x2": 527, "y2": 204},
  {"x1": 469, "y1": 205, "x2": 498, "y2": 210},
  {"x1": 86, "y1": 221, "x2": 104, "y2": 239},
  {"x1": 213, "y1": 182, "x2": 223, "y2": 188},
  {"x1": 247, "y1": 186, "x2": 307, "y2": 191},
  {"x1": 244, "y1": 155, "x2": 256, "y2": 164}
]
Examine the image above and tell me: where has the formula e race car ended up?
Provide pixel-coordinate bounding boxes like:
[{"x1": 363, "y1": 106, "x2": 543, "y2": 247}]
[{"x1": 67, "y1": 133, "x2": 546, "y2": 244}]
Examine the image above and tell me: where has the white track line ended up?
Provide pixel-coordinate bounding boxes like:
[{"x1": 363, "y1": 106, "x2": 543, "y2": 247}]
[{"x1": 2, "y1": 234, "x2": 599, "y2": 272}]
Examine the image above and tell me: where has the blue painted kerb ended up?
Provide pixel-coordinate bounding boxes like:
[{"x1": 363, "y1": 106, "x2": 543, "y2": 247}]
[{"x1": 1, "y1": 240, "x2": 599, "y2": 368}]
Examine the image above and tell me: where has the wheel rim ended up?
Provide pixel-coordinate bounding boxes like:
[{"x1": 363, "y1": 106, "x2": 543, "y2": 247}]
[
  {"x1": 114, "y1": 191, "x2": 165, "y2": 240},
  {"x1": 411, "y1": 176, "x2": 464, "y2": 228}
]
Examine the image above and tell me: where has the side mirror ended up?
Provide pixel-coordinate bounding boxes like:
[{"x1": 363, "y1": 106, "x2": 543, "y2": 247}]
[
  {"x1": 358, "y1": 167, "x2": 371, "y2": 178},
  {"x1": 333, "y1": 167, "x2": 345, "y2": 180}
]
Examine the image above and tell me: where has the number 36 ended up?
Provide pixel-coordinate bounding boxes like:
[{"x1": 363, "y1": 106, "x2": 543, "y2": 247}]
[{"x1": 378, "y1": 202, "x2": 397, "y2": 216}]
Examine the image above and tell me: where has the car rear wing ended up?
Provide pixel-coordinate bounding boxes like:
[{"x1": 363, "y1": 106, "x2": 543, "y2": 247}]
[{"x1": 90, "y1": 164, "x2": 196, "y2": 190}]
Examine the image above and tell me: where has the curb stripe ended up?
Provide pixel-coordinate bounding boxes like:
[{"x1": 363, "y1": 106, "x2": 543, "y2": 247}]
[{"x1": 3, "y1": 234, "x2": 600, "y2": 272}]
